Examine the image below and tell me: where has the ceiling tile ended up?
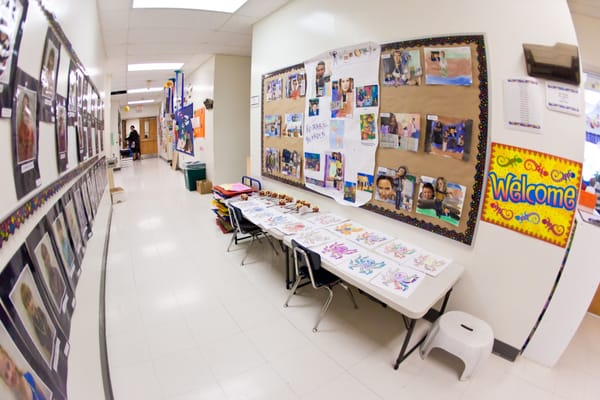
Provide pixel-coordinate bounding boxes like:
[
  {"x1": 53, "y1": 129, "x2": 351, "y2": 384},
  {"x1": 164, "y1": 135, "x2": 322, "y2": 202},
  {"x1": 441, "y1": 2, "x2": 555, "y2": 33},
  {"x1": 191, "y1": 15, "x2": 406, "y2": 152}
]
[
  {"x1": 128, "y1": 9, "x2": 230, "y2": 30},
  {"x1": 219, "y1": 14, "x2": 257, "y2": 34}
]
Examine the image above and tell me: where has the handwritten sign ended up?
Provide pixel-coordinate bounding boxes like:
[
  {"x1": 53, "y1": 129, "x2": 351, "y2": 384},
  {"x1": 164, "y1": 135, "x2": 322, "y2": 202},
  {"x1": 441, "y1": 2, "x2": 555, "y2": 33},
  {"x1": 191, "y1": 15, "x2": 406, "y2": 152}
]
[{"x1": 481, "y1": 143, "x2": 581, "y2": 247}]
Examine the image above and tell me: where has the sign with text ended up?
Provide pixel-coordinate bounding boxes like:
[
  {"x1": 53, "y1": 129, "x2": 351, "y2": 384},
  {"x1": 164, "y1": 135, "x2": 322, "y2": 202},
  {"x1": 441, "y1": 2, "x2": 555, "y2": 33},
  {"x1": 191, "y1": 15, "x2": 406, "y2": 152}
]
[{"x1": 481, "y1": 142, "x2": 581, "y2": 247}]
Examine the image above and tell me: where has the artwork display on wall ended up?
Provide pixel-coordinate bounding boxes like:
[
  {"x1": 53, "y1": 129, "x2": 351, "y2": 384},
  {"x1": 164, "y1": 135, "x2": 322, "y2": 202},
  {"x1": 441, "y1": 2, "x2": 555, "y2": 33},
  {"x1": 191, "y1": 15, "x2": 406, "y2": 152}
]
[
  {"x1": 39, "y1": 27, "x2": 60, "y2": 123},
  {"x1": 0, "y1": 0, "x2": 28, "y2": 117},
  {"x1": 261, "y1": 35, "x2": 489, "y2": 245},
  {"x1": 11, "y1": 68, "x2": 41, "y2": 200},
  {"x1": 175, "y1": 103, "x2": 194, "y2": 155},
  {"x1": 55, "y1": 94, "x2": 68, "y2": 173}
]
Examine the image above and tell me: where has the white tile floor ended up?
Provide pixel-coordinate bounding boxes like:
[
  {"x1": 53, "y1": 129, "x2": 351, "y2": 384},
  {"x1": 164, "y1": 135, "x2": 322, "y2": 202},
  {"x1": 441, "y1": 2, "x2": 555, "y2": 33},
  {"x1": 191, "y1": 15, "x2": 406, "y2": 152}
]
[{"x1": 106, "y1": 158, "x2": 600, "y2": 400}]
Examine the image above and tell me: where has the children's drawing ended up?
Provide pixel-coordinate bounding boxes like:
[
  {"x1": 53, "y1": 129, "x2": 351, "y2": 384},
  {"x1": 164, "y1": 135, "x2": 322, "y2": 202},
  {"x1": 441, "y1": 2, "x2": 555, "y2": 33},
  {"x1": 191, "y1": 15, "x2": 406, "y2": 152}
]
[
  {"x1": 266, "y1": 78, "x2": 283, "y2": 101},
  {"x1": 359, "y1": 113, "x2": 376, "y2": 142},
  {"x1": 356, "y1": 173, "x2": 374, "y2": 193},
  {"x1": 339, "y1": 252, "x2": 391, "y2": 282},
  {"x1": 325, "y1": 152, "x2": 344, "y2": 190},
  {"x1": 382, "y1": 49, "x2": 422, "y2": 86},
  {"x1": 318, "y1": 240, "x2": 360, "y2": 265},
  {"x1": 370, "y1": 265, "x2": 425, "y2": 298},
  {"x1": 329, "y1": 120, "x2": 345, "y2": 149},
  {"x1": 356, "y1": 85, "x2": 378, "y2": 108},
  {"x1": 404, "y1": 250, "x2": 452, "y2": 277},
  {"x1": 375, "y1": 238, "x2": 420, "y2": 263},
  {"x1": 330, "y1": 222, "x2": 364, "y2": 236},
  {"x1": 304, "y1": 152, "x2": 320, "y2": 172},
  {"x1": 292, "y1": 229, "x2": 338, "y2": 248},
  {"x1": 303, "y1": 213, "x2": 348, "y2": 227},
  {"x1": 343, "y1": 182, "x2": 356, "y2": 203},
  {"x1": 281, "y1": 149, "x2": 301, "y2": 178},
  {"x1": 277, "y1": 220, "x2": 314, "y2": 236},
  {"x1": 424, "y1": 46, "x2": 473, "y2": 86},
  {"x1": 348, "y1": 229, "x2": 393, "y2": 249},
  {"x1": 264, "y1": 147, "x2": 279, "y2": 174}
]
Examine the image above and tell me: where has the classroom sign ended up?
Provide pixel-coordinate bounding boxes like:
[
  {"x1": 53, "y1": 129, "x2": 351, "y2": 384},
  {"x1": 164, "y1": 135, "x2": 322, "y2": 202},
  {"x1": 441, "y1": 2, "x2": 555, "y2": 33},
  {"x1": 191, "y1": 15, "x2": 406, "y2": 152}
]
[{"x1": 481, "y1": 143, "x2": 581, "y2": 247}]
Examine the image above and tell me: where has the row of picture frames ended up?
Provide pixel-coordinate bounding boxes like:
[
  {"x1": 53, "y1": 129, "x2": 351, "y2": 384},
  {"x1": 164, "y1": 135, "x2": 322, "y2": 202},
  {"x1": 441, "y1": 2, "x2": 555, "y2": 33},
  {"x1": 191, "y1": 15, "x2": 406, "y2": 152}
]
[
  {"x1": 0, "y1": 0, "x2": 105, "y2": 200},
  {"x1": 262, "y1": 35, "x2": 489, "y2": 245},
  {"x1": 0, "y1": 161, "x2": 106, "y2": 400}
]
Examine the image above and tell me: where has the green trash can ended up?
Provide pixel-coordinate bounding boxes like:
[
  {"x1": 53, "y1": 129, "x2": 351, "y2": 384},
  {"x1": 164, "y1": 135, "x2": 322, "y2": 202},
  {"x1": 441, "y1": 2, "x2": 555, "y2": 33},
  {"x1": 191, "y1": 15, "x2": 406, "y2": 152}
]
[{"x1": 183, "y1": 161, "x2": 206, "y2": 191}]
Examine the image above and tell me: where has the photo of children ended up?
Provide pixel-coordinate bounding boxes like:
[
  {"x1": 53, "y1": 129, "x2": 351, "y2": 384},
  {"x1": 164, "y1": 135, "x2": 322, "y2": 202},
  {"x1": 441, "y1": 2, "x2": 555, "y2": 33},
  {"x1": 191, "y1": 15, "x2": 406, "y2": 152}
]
[
  {"x1": 0, "y1": 0, "x2": 25, "y2": 88},
  {"x1": 284, "y1": 112, "x2": 303, "y2": 137},
  {"x1": 393, "y1": 166, "x2": 416, "y2": 212},
  {"x1": 304, "y1": 152, "x2": 320, "y2": 172},
  {"x1": 360, "y1": 113, "x2": 376, "y2": 141},
  {"x1": 331, "y1": 77, "x2": 353, "y2": 118},
  {"x1": 374, "y1": 167, "x2": 396, "y2": 204},
  {"x1": 264, "y1": 148, "x2": 279, "y2": 174},
  {"x1": 56, "y1": 104, "x2": 67, "y2": 154},
  {"x1": 416, "y1": 176, "x2": 465, "y2": 226},
  {"x1": 325, "y1": 152, "x2": 344, "y2": 190},
  {"x1": 382, "y1": 49, "x2": 422, "y2": 86},
  {"x1": 424, "y1": 46, "x2": 473, "y2": 86},
  {"x1": 0, "y1": 320, "x2": 53, "y2": 400},
  {"x1": 8, "y1": 267, "x2": 57, "y2": 368},
  {"x1": 308, "y1": 98, "x2": 319, "y2": 117},
  {"x1": 286, "y1": 73, "x2": 305, "y2": 99},
  {"x1": 314, "y1": 60, "x2": 330, "y2": 98},
  {"x1": 356, "y1": 172, "x2": 374, "y2": 193},
  {"x1": 281, "y1": 149, "x2": 301, "y2": 178},
  {"x1": 329, "y1": 119, "x2": 344, "y2": 149},
  {"x1": 33, "y1": 234, "x2": 67, "y2": 314},
  {"x1": 64, "y1": 200, "x2": 82, "y2": 255},
  {"x1": 425, "y1": 115, "x2": 472, "y2": 161},
  {"x1": 356, "y1": 84, "x2": 378, "y2": 108},
  {"x1": 264, "y1": 114, "x2": 281, "y2": 137},
  {"x1": 266, "y1": 78, "x2": 283, "y2": 101}
]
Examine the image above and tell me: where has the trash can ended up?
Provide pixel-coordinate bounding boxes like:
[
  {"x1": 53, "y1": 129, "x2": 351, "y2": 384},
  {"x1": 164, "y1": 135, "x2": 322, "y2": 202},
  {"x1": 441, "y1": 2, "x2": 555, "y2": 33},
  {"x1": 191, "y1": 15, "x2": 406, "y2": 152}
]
[{"x1": 182, "y1": 161, "x2": 206, "y2": 191}]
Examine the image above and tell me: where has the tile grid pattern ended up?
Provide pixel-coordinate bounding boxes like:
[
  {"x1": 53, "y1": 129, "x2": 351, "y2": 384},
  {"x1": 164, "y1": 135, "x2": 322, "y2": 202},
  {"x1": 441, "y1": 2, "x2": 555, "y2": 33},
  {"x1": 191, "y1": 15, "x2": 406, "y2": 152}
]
[{"x1": 105, "y1": 159, "x2": 600, "y2": 400}]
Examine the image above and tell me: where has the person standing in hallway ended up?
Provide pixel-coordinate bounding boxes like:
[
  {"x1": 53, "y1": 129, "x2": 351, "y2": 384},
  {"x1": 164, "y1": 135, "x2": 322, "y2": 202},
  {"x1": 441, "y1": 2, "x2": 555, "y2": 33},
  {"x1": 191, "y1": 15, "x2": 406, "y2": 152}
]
[{"x1": 126, "y1": 125, "x2": 140, "y2": 160}]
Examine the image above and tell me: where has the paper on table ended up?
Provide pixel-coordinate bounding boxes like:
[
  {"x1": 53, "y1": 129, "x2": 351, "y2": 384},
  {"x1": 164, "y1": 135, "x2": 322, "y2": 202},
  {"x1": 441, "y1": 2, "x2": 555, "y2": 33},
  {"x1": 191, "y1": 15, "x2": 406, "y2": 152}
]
[
  {"x1": 370, "y1": 265, "x2": 425, "y2": 298},
  {"x1": 503, "y1": 78, "x2": 543, "y2": 133},
  {"x1": 347, "y1": 228, "x2": 394, "y2": 249},
  {"x1": 336, "y1": 251, "x2": 394, "y2": 282},
  {"x1": 303, "y1": 212, "x2": 349, "y2": 227},
  {"x1": 375, "y1": 238, "x2": 420, "y2": 264},
  {"x1": 315, "y1": 239, "x2": 362, "y2": 266},
  {"x1": 403, "y1": 249, "x2": 452, "y2": 277},
  {"x1": 292, "y1": 229, "x2": 339, "y2": 248}
]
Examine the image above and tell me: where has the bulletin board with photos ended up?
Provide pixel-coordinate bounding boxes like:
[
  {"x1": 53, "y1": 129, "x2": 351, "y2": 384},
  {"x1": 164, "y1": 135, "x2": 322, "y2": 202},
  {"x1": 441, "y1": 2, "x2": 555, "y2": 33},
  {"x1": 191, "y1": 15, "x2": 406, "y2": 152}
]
[{"x1": 261, "y1": 35, "x2": 488, "y2": 245}]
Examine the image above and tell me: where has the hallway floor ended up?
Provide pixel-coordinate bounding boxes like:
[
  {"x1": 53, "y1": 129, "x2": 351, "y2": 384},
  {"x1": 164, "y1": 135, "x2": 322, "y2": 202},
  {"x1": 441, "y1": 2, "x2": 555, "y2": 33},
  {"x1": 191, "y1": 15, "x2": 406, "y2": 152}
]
[{"x1": 106, "y1": 158, "x2": 600, "y2": 400}]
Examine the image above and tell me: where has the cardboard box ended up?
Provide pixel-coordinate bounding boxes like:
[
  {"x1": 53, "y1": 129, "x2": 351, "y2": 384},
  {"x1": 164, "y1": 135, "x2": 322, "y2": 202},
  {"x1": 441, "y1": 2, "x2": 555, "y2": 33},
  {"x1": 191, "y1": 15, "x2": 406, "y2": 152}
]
[
  {"x1": 196, "y1": 179, "x2": 213, "y2": 194},
  {"x1": 110, "y1": 187, "x2": 126, "y2": 204}
]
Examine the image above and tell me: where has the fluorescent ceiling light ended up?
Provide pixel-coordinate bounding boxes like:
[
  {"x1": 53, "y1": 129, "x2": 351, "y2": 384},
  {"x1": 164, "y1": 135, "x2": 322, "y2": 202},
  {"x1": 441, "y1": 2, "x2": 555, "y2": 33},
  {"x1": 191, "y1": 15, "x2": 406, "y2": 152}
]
[
  {"x1": 132, "y1": 0, "x2": 247, "y2": 13},
  {"x1": 128, "y1": 99, "x2": 155, "y2": 104},
  {"x1": 128, "y1": 63, "x2": 183, "y2": 72},
  {"x1": 127, "y1": 87, "x2": 163, "y2": 94}
]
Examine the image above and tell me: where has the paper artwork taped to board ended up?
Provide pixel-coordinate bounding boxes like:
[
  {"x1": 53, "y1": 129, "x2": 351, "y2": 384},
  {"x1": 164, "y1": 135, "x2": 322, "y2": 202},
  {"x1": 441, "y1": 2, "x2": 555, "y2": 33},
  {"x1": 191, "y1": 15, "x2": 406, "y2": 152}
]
[
  {"x1": 338, "y1": 251, "x2": 393, "y2": 282},
  {"x1": 370, "y1": 265, "x2": 425, "y2": 298},
  {"x1": 347, "y1": 228, "x2": 394, "y2": 249},
  {"x1": 303, "y1": 212, "x2": 348, "y2": 227},
  {"x1": 424, "y1": 46, "x2": 472, "y2": 86},
  {"x1": 379, "y1": 113, "x2": 420, "y2": 152},
  {"x1": 264, "y1": 114, "x2": 281, "y2": 137},
  {"x1": 281, "y1": 149, "x2": 301, "y2": 178},
  {"x1": 284, "y1": 112, "x2": 303, "y2": 138},
  {"x1": 416, "y1": 176, "x2": 466, "y2": 227},
  {"x1": 292, "y1": 229, "x2": 338, "y2": 248},
  {"x1": 375, "y1": 238, "x2": 420, "y2": 264},
  {"x1": 266, "y1": 78, "x2": 282, "y2": 101},
  {"x1": 264, "y1": 147, "x2": 279, "y2": 174},
  {"x1": 381, "y1": 49, "x2": 422, "y2": 86},
  {"x1": 425, "y1": 115, "x2": 473, "y2": 161},
  {"x1": 316, "y1": 240, "x2": 361, "y2": 266},
  {"x1": 404, "y1": 250, "x2": 452, "y2": 277}
]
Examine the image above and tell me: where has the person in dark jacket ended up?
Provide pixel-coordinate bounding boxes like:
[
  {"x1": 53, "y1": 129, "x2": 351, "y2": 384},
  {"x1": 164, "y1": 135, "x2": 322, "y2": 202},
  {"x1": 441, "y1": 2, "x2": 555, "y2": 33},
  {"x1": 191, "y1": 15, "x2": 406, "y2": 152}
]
[{"x1": 126, "y1": 125, "x2": 141, "y2": 160}]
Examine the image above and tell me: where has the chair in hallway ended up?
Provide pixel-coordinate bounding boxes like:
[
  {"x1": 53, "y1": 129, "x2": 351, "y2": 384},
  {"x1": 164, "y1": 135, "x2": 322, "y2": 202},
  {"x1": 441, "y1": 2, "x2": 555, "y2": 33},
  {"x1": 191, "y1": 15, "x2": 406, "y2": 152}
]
[
  {"x1": 284, "y1": 239, "x2": 358, "y2": 332},
  {"x1": 226, "y1": 203, "x2": 278, "y2": 265}
]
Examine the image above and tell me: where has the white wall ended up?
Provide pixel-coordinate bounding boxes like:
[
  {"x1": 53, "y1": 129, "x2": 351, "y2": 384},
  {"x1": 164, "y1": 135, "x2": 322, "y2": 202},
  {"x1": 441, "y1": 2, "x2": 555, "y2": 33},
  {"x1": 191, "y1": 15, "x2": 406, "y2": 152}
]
[
  {"x1": 250, "y1": 0, "x2": 589, "y2": 363},
  {"x1": 571, "y1": 13, "x2": 600, "y2": 75},
  {"x1": 213, "y1": 55, "x2": 251, "y2": 183}
]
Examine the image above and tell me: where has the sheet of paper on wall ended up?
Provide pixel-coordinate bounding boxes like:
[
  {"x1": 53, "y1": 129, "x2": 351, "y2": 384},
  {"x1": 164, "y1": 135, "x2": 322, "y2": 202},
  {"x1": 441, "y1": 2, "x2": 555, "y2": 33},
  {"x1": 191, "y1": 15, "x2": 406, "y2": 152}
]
[
  {"x1": 545, "y1": 82, "x2": 581, "y2": 115},
  {"x1": 503, "y1": 78, "x2": 543, "y2": 133}
]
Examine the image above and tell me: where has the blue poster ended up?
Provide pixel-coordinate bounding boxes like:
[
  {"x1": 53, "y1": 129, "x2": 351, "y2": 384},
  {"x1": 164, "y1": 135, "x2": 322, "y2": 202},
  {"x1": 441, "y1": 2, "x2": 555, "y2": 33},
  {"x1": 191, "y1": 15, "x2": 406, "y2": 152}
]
[{"x1": 175, "y1": 103, "x2": 194, "y2": 155}]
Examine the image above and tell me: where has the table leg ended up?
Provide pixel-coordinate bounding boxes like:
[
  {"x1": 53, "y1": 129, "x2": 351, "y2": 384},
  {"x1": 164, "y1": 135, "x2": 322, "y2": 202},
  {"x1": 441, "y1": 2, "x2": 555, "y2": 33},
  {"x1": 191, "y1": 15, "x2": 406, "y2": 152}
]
[
  {"x1": 285, "y1": 246, "x2": 291, "y2": 289},
  {"x1": 394, "y1": 318, "x2": 419, "y2": 369}
]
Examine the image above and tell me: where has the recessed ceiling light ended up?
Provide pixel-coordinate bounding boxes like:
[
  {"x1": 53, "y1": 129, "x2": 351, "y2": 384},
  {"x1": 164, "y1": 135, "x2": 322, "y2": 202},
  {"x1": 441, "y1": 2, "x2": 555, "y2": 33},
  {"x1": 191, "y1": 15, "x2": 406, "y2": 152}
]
[
  {"x1": 128, "y1": 63, "x2": 183, "y2": 72},
  {"x1": 127, "y1": 87, "x2": 164, "y2": 94},
  {"x1": 132, "y1": 0, "x2": 248, "y2": 13},
  {"x1": 128, "y1": 99, "x2": 155, "y2": 104}
]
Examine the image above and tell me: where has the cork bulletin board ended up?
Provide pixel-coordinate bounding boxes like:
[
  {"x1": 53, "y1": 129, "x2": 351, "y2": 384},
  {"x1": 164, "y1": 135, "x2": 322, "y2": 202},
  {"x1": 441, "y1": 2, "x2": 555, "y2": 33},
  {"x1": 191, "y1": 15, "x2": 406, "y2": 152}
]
[{"x1": 261, "y1": 35, "x2": 488, "y2": 245}]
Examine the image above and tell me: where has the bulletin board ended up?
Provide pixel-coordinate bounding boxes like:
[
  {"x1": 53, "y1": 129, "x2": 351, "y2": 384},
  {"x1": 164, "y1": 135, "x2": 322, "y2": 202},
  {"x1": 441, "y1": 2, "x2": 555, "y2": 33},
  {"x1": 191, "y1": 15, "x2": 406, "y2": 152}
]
[{"x1": 261, "y1": 35, "x2": 488, "y2": 245}]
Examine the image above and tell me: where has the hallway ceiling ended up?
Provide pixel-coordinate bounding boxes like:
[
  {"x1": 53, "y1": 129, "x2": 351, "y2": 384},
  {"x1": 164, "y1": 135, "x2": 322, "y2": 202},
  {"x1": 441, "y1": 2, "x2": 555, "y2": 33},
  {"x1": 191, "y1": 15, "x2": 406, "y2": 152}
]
[{"x1": 99, "y1": 0, "x2": 290, "y2": 106}]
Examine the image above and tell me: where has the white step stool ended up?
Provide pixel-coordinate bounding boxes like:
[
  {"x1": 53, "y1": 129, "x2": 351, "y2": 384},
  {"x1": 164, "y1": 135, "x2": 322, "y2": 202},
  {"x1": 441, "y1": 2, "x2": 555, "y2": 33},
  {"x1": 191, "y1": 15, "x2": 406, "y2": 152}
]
[{"x1": 420, "y1": 310, "x2": 494, "y2": 381}]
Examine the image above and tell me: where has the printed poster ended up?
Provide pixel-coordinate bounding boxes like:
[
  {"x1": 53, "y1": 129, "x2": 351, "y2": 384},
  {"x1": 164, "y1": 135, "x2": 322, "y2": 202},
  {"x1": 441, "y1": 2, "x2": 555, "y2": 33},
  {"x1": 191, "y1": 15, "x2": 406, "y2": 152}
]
[
  {"x1": 481, "y1": 142, "x2": 581, "y2": 247},
  {"x1": 304, "y1": 43, "x2": 381, "y2": 207},
  {"x1": 193, "y1": 107, "x2": 205, "y2": 138}
]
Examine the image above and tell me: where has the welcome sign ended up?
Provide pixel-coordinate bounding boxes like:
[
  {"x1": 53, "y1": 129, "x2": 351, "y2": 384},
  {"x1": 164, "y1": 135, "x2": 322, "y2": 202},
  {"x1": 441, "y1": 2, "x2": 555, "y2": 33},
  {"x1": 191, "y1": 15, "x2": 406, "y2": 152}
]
[{"x1": 481, "y1": 142, "x2": 581, "y2": 247}]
